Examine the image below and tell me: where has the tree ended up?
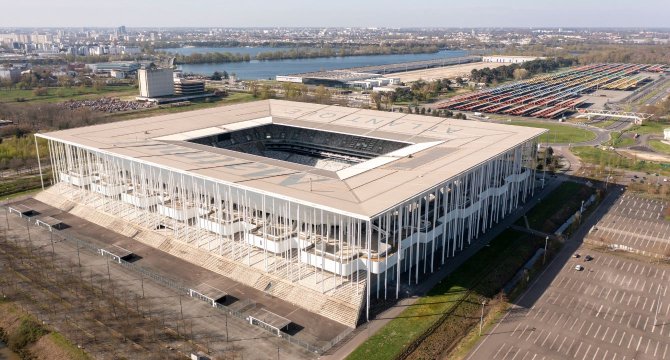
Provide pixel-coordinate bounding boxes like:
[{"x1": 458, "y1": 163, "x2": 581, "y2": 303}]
[
  {"x1": 513, "y1": 68, "x2": 530, "y2": 80},
  {"x1": 248, "y1": 81, "x2": 260, "y2": 97},
  {"x1": 370, "y1": 92, "x2": 383, "y2": 110},
  {"x1": 211, "y1": 71, "x2": 223, "y2": 81},
  {"x1": 259, "y1": 84, "x2": 275, "y2": 99},
  {"x1": 58, "y1": 76, "x2": 73, "y2": 88},
  {"x1": 314, "y1": 85, "x2": 331, "y2": 104}
]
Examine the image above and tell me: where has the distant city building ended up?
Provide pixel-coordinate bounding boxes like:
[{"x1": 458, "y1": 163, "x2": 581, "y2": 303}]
[
  {"x1": 138, "y1": 67, "x2": 174, "y2": 98},
  {"x1": 482, "y1": 55, "x2": 544, "y2": 64}
]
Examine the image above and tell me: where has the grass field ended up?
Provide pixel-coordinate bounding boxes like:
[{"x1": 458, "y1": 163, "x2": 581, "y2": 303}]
[
  {"x1": 628, "y1": 121, "x2": 669, "y2": 135},
  {"x1": 505, "y1": 120, "x2": 596, "y2": 144},
  {"x1": 572, "y1": 146, "x2": 670, "y2": 176},
  {"x1": 347, "y1": 229, "x2": 545, "y2": 360},
  {"x1": 603, "y1": 132, "x2": 635, "y2": 148},
  {"x1": 586, "y1": 119, "x2": 617, "y2": 129},
  {"x1": 518, "y1": 181, "x2": 596, "y2": 233},
  {"x1": 0, "y1": 175, "x2": 47, "y2": 198},
  {"x1": 648, "y1": 139, "x2": 670, "y2": 155},
  {"x1": 0, "y1": 85, "x2": 137, "y2": 104}
]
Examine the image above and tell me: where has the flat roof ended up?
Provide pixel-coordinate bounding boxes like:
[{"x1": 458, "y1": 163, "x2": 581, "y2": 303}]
[{"x1": 38, "y1": 99, "x2": 545, "y2": 219}]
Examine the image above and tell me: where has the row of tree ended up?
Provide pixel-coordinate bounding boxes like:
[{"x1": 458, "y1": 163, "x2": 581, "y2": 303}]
[
  {"x1": 470, "y1": 57, "x2": 578, "y2": 85},
  {"x1": 170, "y1": 45, "x2": 440, "y2": 64},
  {"x1": 173, "y1": 52, "x2": 251, "y2": 64},
  {"x1": 255, "y1": 45, "x2": 439, "y2": 61}
]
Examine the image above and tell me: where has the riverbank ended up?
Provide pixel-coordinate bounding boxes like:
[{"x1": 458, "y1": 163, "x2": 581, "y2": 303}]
[
  {"x1": 176, "y1": 49, "x2": 468, "y2": 79},
  {"x1": 167, "y1": 45, "x2": 442, "y2": 64}
]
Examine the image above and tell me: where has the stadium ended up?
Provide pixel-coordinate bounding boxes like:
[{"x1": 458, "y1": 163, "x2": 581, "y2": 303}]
[{"x1": 34, "y1": 100, "x2": 545, "y2": 328}]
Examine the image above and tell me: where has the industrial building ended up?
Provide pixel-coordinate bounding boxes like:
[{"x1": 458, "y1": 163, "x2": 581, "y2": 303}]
[
  {"x1": 173, "y1": 78, "x2": 206, "y2": 96},
  {"x1": 35, "y1": 100, "x2": 544, "y2": 327},
  {"x1": 276, "y1": 55, "x2": 482, "y2": 86},
  {"x1": 138, "y1": 67, "x2": 174, "y2": 98},
  {"x1": 88, "y1": 61, "x2": 142, "y2": 74},
  {"x1": 482, "y1": 55, "x2": 543, "y2": 64}
]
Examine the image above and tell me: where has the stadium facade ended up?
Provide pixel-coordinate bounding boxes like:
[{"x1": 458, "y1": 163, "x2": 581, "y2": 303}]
[{"x1": 35, "y1": 100, "x2": 545, "y2": 327}]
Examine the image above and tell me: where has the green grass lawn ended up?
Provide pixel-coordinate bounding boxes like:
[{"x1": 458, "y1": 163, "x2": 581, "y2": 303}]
[
  {"x1": 347, "y1": 229, "x2": 544, "y2": 360},
  {"x1": 0, "y1": 175, "x2": 47, "y2": 198},
  {"x1": 519, "y1": 181, "x2": 596, "y2": 233},
  {"x1": 628, "y1": 121, "x2": 669, "y2": 136},
  {"x1": 0, "y1": 85, "x2": 137, "y2": 103},
  {"x1": 603, "y1": 132, "x2": 636, "y2": 148},
  {"x1": 572, "y1": 146, "x2": 670, "y2": 176},
  {"x1": 505, "y1": 120, "x2": 596, "y2": 144},
  {"x1": 586, "y1": 119, "x2": 617, "y2": 129},
  {"x1": 648, "y1": 139, "x2": 670, "y2": 155}
]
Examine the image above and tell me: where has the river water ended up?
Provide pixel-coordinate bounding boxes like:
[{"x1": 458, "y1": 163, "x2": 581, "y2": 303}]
[
  {"x1": 166, "y1": 47, "x2": 468, "y2": 80},
  {"x1": 0, "y1": 340, "x2": 20, "y2": 360}
]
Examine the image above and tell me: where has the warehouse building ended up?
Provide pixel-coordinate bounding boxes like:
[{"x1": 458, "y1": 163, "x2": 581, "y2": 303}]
[{"x1": 35, "y1": 100, "x2": 545, "y2": 327}]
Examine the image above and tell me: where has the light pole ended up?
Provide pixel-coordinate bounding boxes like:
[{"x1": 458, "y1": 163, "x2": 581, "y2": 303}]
[
  {"x1": 543, "y1": 236, "x2": 549, "y2": 264},
  {"x1": 479, "y1": 299, "x2": 487, "y2": 336}
]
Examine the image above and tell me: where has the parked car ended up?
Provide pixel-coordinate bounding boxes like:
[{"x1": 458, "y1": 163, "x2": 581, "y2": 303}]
[
  {"x1": 575, "y1": 265, "x2": 584, "y2": 271},
  {"x1": 573, "y1": 253, "x2": 581, "y2": 258},
  {"x1": 584, "y1": 255, "x2": 593, "y2": 261}
]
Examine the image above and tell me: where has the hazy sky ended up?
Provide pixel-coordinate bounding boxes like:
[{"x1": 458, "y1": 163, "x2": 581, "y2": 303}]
[{"x1": 3, "y1": 0, "x2": 669, "y2": 28}]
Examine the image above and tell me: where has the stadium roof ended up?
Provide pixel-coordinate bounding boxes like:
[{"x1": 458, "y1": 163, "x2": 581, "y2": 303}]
[{"x1": 38, "y1": 100, "x2": 545, "y2": 219}]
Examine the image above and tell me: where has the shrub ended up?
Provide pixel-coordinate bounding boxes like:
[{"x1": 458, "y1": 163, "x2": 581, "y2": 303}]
[
  {"x1": 7, "y1": 316, "x2": 48, "y2": 352},
  {"x1": 32, "y1": 87, "x2": 48, "y2": 96}
]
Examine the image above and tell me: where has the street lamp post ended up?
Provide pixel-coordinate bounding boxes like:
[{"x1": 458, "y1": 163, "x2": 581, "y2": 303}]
[
  {"x1": 479, "y1": 299, "x2": 487, "y2": 336},
  {"x1": 543, "y1": 236, "x2": 549, "y2": 264}
]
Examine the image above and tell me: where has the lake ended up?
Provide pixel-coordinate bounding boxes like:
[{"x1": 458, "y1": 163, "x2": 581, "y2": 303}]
[{"x1": 166, "y1": 47, "x2": 469, "y2": 80}]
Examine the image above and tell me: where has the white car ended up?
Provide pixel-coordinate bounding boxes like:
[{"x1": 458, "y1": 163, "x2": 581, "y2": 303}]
[{"x1": 574, "y1": 265, "x2": 584, "y2": 271}]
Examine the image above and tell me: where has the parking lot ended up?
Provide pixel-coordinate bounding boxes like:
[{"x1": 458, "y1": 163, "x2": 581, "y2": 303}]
[
  {"x1": 468, "y1": 248, "x2": 670, "y2": 360},
  {"x1": 587, "y1": 194, "x2": 670, "y2": 258}
]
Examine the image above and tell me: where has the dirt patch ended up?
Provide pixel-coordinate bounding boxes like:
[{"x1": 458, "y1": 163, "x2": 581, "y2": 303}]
[
  {"x1": 0, "y1": 303, "x2": 24, "y2": 341},
  {"x1": 620, "y1": 148, "x2": 670, "y2": 162},
  {"x1": 29, "y1": 334, "x2": 86, "y2": 360}
]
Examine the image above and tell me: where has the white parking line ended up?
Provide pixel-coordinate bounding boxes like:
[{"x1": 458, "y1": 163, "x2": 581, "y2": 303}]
[
  {"x1": 573, "y1": 341, "x2": 583, "y2": 358},
  {"x1": 610, "y1": 328, "x2": 618, "y2": 344},
  {"x1": 493, "y1": 343, "x2": 507, "y2": 359},
  {"x1": 592, "y1": 347, "x2": 600, "y2": 359},
  {"x1": 581, "y1": 344, "x2": 592, "y2": 360},
  {"x1": 540, "y1": 331, "x2": 552, "y2": 347},
  {"x1": 557, "y1": 336, "x2": 567, "y2": 354},
  {"x1": 635, "y1": 335, "x2": 642, "y2": 352},
  {"x1": 601, "y1": 326, "x2": 609, "y2": 341}
]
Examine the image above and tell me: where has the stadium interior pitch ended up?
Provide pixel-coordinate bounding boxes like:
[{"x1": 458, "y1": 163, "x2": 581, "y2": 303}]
[{"x1": 188, "y1": 124, "x2": 410, "y2": 171}]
